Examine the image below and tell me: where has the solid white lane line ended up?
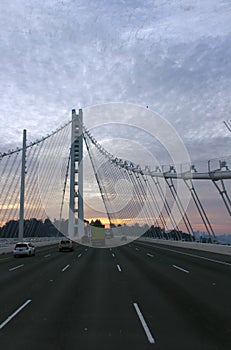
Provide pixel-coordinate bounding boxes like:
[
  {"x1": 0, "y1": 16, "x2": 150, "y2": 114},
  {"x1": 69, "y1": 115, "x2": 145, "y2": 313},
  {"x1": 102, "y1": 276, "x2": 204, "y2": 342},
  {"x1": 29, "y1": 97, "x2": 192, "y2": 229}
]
[
  {"x1": 0, "y1": 299, "x2": 32, "y2": 330},
  {"x1": 147, "y1": 253, "x2": 154, "y2": 258},
  {"x1": 133, "y1": 302, "x2": 155, "y2": 344},
  {"x1": 117, "y1": 264, "x2": 122, "y2": 272},
  {"x1": 44, "y1": 254, "x2": 51, "y2": 258},
  {"x1": 172, "y1": 265, "x2": 189, "y2": 274},
  {"x1": 112, "y1": 253, "x2": 115, "y2": 258},
  {"x1": 78, "y1": 254, "x2": 82, "y2": 258},
  {"x1": 62, "y1": 264, "x2": 70, "y2": 272},
  {"x1": 9, "y1": 264, "x2": 24, "y2": 272},
  {"x1": 138, "y1": 242, "x2": 231, "y2": 267}
]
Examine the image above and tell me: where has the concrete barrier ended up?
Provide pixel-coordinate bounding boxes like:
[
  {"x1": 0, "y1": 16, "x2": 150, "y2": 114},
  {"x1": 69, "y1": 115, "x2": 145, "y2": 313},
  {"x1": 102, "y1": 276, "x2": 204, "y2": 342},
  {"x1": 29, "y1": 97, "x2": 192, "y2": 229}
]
[{"x1": 138, "y1": 238, "x2": 231, "y2": 256}]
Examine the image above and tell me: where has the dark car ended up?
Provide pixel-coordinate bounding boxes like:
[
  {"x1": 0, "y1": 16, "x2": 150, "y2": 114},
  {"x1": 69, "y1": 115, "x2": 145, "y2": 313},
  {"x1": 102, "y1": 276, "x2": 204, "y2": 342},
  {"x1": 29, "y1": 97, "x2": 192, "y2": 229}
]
[{"x1": 58, "y1": 239, "x2": 74, "y2": 252}]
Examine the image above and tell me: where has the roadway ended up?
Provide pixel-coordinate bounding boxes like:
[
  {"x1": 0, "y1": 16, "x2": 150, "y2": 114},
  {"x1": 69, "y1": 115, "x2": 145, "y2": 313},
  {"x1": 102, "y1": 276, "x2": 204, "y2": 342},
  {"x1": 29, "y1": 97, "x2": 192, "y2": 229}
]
[{"x1": 0, "y1": 240, "x2": 230, "y2": 349}]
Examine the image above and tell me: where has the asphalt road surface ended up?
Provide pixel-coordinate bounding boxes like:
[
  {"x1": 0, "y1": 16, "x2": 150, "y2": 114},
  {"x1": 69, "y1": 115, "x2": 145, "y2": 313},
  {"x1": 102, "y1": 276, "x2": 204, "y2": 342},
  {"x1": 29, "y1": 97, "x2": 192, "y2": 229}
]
[{"x1": 0, "y1": 240, "x2": 230, "y2": 350}]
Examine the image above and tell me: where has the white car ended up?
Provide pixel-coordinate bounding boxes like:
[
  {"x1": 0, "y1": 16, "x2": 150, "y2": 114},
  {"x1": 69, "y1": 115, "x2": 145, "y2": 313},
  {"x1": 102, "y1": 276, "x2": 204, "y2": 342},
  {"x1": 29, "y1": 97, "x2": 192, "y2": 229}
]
[{"x1": 13, "y1": 242, "x2": 36, "y2": 257}]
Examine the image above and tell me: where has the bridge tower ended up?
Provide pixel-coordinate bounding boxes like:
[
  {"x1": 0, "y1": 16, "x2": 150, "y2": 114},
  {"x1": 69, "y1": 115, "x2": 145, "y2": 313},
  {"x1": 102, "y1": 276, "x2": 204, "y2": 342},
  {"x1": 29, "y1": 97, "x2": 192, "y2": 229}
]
[{"x1": 68, "y1": 109, "x2": 84, "y2": 238}]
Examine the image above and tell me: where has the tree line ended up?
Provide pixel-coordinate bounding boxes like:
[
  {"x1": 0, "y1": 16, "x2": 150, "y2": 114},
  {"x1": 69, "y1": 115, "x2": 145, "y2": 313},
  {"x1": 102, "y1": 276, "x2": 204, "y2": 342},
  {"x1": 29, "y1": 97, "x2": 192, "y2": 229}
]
[{"x1": 0, "y1": 218, "x2": 63, "y2": 238}]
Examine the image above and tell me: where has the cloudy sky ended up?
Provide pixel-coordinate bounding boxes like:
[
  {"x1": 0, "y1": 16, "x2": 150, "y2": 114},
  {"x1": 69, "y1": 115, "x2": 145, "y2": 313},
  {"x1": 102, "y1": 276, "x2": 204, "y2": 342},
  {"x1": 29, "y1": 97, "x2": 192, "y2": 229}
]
[
  {"x1": 0, "y1": 0, "x2": 231, "y2": 154},
  {"x1": 0, "y1": 0, "x2": 231, "y2": 234}
]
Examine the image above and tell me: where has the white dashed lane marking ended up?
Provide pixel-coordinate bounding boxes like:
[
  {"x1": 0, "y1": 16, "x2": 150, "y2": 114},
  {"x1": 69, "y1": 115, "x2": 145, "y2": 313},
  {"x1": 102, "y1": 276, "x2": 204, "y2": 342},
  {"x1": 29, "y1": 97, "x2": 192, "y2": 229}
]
[
  {"x1": 0, "y1": 299, "x2": 32, "y2": 330},
  {"x1": 62, "y1": 264, "x2": 70, "y2": 272},
  {"x1": 172, "y1": 265, "x2": 189, "y2": 274},
  {"x1": 117, "y1": 264, "x2": 122, "y2": 272},
  {"x1": 9, "y1": 264, "x2": 24, "y2": 272},
  {"x1": 133, "y1": 302, "x2": 155, "y2": 344}
]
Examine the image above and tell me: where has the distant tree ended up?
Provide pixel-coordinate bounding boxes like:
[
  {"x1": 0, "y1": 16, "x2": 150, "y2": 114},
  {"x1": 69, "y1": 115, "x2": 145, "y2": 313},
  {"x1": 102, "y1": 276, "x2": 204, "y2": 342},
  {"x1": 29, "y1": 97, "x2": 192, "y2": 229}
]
[
  {"x1": 0, "y1": 220, "x2": 18, "y2": 238},
  {"x1": 90, "y1": 219, "x2": 104, "y2": 227}
]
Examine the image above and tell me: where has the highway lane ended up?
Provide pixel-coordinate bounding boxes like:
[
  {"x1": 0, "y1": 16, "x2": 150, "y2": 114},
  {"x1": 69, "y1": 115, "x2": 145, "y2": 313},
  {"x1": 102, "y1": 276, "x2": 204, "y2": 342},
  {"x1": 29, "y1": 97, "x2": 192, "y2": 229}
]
[
  {"x1": 122, "y1": 241, "x2": 231, "y2": 349},
  {"x1": 0, "y1": 244, "x2": 152, "y2": 350},
  {"x1": 0, "y1": 243, "x2": 83, "y2": 324},
  {"x1": 0, "y1": 240, "x2": 230, "y2": 349}
]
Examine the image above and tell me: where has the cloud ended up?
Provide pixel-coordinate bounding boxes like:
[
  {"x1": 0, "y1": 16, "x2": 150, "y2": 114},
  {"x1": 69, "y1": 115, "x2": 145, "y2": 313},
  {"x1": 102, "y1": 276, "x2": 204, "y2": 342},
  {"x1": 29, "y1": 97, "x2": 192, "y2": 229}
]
[{"x1": 0, "y1": 0, "x2": 231, "y2": 234}]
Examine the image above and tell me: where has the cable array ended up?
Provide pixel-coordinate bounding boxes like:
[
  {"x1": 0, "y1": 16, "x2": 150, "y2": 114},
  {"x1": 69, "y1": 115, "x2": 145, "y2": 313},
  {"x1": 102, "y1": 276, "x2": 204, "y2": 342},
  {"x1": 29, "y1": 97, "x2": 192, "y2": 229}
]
[
  {"x1": 83, "y1": 126, "x2": 231, "y2": 241},
  {"x1": 83, "y1": 127, "x2": 187, "y2": 239},
  {"x1": 0, "y1": 122, "x2": 71, "y2": 238}
]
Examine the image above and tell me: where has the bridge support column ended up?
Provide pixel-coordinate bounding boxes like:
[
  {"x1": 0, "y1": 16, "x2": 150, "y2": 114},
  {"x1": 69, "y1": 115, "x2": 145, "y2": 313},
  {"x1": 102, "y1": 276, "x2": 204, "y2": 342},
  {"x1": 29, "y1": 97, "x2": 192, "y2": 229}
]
[
  {"x1": 68, "y1": 109, "x2": 84, "y2": 238},
  {"x1": 19, "y1": 129, "x2": 27, "y2": 241}
]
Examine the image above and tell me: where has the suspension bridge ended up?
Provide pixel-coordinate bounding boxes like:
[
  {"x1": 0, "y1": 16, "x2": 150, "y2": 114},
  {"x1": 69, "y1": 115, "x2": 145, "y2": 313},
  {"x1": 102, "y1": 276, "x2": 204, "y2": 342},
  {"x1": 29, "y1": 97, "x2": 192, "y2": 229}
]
[
  {"x1": 0, "y1": 108, "x2": 231, "y2": 350},
  {"x1": 0, "y1": 107, "x2": 230, "y2": 246}
]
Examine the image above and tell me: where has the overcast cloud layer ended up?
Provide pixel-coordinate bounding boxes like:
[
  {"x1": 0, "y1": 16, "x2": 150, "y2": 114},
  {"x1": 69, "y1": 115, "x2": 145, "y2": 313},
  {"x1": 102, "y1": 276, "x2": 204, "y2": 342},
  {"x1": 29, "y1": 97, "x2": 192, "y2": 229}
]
[{"x1": 0, "y1": 0, "x2": 231, "y2": 161}]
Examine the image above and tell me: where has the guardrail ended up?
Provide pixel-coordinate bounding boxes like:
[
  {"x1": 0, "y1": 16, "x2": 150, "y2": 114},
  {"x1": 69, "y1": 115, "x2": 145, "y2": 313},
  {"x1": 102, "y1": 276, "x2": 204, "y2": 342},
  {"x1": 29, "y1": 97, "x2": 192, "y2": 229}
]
[{"x1": 0, "y1": 237, "x2": 60, "y2": 254}]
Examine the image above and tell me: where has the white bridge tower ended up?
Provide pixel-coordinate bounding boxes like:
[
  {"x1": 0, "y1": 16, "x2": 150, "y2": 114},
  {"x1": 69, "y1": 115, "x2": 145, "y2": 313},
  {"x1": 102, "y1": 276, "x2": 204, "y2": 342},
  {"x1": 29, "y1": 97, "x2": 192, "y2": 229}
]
[{"x1": 68, "y1": 109, "x2": 84, "y2": 238}]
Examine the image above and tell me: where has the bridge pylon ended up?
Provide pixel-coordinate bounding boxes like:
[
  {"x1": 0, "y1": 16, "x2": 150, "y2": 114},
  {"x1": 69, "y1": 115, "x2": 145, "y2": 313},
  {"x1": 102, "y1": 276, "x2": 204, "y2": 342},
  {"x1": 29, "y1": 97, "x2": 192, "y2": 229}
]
[{"x1": 68, "y1": 109, "x2": 84, "y2": 238}]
